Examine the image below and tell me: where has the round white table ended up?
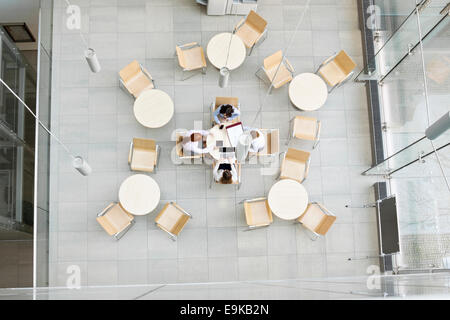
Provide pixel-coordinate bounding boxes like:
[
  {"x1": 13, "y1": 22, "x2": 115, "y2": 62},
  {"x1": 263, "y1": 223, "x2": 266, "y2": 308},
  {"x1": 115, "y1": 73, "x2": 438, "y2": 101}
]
[
  {"x1": 289, "y1": 73, "x2": 328, "y2": 111},
  {"x1": 207, "y1": 125, "x2": 232, "y2": 160},
  {"x1": 268, "y1": 179, "x2": 309, "y2": 220},
  {"x1": 133, "y1": 89, "x2": 174, "y2": 128},
  {"x1": 119, "y1": 174, "x2": 160, "y2": 216},
  {"x1": 207, "y1": 32, "x2": 246, "y2": 71}
]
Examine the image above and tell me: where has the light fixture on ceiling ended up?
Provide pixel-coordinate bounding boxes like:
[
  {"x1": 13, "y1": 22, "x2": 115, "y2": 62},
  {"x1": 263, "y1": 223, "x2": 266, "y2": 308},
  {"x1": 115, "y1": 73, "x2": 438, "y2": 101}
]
[{"x1": 2, "y1": 23, "x2": 35, "y2": 43}]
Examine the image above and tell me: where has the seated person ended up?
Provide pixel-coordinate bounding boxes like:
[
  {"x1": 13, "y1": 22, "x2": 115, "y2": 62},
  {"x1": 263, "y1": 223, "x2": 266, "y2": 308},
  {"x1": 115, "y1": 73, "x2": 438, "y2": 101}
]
[
  {"x1": 213, "y1": 104, "x2": 240, "y2": 125},
  {"x1": 244, "y1": 127, "x2": 265, "y2": 153},
  {"x1": 213, "y1": 159, "x2": 238, "y2": 184},
  {"x1": 182, "y1": 130, "x2": 213, "y2": 155}
]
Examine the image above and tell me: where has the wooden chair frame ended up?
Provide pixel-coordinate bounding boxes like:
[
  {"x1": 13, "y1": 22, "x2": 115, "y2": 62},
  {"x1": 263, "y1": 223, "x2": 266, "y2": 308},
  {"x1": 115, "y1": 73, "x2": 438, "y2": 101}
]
[
  {"x1": 295, "y1": 202, "x2": 336, "y2": 241},
  {"x1": 97, "y1": 202, "x2": 135, "y2": 241},
  {"x1": 210, "y1": 97, "x2": 240, "y2": 126},
  {"x1": 278, "y1": 148, "x2": 311, "y2": 183},
  {"x1": 175, "y1": 42, "x2": 207, "y2": 81},
  {"x1": 155, "y1": 202, "x2": 192, "y2": 241},
  {"x1": 119, "y1": 60, "x2": 156, "y2": 99},
  {"x1": 255, "y1": 51, "x2": 295, "y2": 94},
  {"x1": 210, "y1": 161, "x2": 242, "y2": 190},
  {"x1": 287, "y1": 116, "x2": 321, "y2": 149},
  {"x1": 175, "y1": 131, "x2": 203, "y2": 165},
  {"x1": 315, "y1": 50, "x2": 356, "y2": 93},
  {"x1": 128, "y1": 138, "x2": 161, "y2": 173},
  {"x1": 240, "y1": 197, "x2": 273, "y2": 231},
  {"x1": 234, "y1": 10, "x2": 268, "y2": 56}
]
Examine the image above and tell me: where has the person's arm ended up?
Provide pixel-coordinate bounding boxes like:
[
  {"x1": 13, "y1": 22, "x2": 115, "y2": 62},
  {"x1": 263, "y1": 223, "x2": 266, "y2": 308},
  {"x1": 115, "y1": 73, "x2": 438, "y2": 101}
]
[
  {"x1": 231, "y1": 164, "x2": 238, "y2": 183},
  {"x1": 213, "y1": 162, "x2": 222, "y2": 181},
  {"x1": 213, "y1": 108, "x2": 221, "y2": 124},
  {"x1": 228, "y1": 107, "x2": 241, "y2": 120}
]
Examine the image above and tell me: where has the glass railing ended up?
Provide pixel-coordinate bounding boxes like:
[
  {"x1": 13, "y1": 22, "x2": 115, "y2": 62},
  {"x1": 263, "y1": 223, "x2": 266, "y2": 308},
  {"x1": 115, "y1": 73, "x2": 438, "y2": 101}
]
[{"x1": 0, "y1": 27, "x2": 37, "y2": 289}]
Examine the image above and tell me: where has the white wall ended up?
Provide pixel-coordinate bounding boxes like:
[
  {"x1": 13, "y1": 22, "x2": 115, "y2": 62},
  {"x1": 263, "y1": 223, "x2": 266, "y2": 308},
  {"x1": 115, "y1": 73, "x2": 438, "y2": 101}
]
[{"x1": 0, "y1": 0, "x2": 40, "y2": 50}]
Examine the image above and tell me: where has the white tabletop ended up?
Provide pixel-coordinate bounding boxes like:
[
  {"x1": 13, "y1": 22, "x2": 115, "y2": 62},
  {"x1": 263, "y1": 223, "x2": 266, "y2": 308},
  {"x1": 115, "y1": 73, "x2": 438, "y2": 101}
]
[
  {"x1": 119, "y1": 174, "x2": 160, "y2": 216},
  {"x1": 207, "y1": 125, "x2": 232, "y2": 160},
  {"x1": 289, "y1": 73, "x2": 328, "y2": 111},
  {"x1": 133, "y1": 89, "x2": 174, "y2": 128},
  {"x1": 268, "y1": 179, "x2": 309, "y2": 220},
  {"x1": 207, "y1": 33, "x2": 246, "y2": 71}
]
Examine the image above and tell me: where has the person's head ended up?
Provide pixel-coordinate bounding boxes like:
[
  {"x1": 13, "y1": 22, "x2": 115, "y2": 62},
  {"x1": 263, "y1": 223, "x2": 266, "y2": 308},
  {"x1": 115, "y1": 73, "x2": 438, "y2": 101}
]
[
  {"x1": 190, "y1": 133, "x2": 203, "y2": 142},
  {"x1": 219, "y1": 104, "x2": 234, "y2": 118},
  {"x1": 250, "y1": 130, "x2": 260, "y2": 140},
  {"x1": 220, "y1": 170, "x2": 233, "y2": 184}
]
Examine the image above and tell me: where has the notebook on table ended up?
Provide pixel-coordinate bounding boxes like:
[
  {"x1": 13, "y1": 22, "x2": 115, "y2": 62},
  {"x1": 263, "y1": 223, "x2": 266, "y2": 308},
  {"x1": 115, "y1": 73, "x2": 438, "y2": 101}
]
[{"x1": 226, "y1": 122, "x2": 244, "y2": 147}]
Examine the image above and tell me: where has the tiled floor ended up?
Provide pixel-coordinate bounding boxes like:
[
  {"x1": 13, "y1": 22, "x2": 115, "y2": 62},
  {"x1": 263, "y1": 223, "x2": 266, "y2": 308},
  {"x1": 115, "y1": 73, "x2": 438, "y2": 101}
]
[{"x1": 48, "y1": 0, "x2": 383, "y2": 287}]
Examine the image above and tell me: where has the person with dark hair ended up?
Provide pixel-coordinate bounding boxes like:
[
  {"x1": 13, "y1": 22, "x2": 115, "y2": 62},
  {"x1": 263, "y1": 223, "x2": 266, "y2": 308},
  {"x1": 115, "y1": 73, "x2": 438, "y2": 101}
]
[
  {"x1": 213, "y1": 159, "x2": 238, "y2": 184},
  {"x1": 213, "y1": 104, "x2": 240, "y2": 125},
  {"x1": 182, "y1": 130, "x2": 213, "y2": 155}
]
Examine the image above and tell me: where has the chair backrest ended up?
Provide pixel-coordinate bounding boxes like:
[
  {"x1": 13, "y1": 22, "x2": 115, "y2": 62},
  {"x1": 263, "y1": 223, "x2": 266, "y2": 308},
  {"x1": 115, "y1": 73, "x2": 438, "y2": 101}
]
[
  {"x1": 155, "y1": 202, "x2": 190, "y2": 236},
  {"x1": 258, "y1": 129, "x2": 280, "y2": 156},
  {"x1": 334, "y1": 50, "x2": 356, "y2": 76},
  {"x1": 97, "y1": 203, "x2": 133, "y2": 236},
  {"x1": 246, "y1": 10, "x2": 267, "y2": 34},
  {"x1": 133, "y1": 138, "x2": 156, "y2": 152},
  {"x1": 285, "y1": 148, "x2": 310, "y2": 164},
  {"x1": 298, "y1": 203, "x2": 336, "y2": 236},
  {"x1": 119, "y1": 60, "x2": 141, "y2": 83},
  {"x1": 215, "y1": 97, "x2": 239, "y2": 109},
  {"x1": 270, "y1": 129, "x2": 280, "y2": 155},
  {"x1": 175, "y1": 133, "x2": 185, "y2": 157},
  {"x1": 264, "y1": 50, "x2": 283, "y2": 70}
]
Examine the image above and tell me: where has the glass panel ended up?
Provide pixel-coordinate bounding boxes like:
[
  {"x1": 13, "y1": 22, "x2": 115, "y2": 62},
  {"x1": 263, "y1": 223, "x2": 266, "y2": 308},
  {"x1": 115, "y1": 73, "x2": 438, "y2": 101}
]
[
  {"x1": 35, "y1": 0, "x2": 54, "y2": 287},
  {"x1": 0, "y1": 33, "x2": 36, "y2": 288}
]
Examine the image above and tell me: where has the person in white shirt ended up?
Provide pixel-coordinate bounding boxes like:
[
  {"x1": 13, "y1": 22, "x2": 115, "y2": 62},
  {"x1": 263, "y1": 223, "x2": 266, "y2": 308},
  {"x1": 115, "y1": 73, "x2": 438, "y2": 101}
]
[
  {"x1": 244, "y1": 127, "x2": 265, "y2": 153},
  {"x1": 213, "y1": 159, "x2": 238, "y2": 184},
  {"x1": 182, "y1": 130, "x2": 213, "y2": 156}
]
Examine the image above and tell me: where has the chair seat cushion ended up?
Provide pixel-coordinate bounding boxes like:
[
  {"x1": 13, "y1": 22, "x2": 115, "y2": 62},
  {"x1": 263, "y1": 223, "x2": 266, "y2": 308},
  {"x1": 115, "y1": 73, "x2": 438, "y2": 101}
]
[
  {"x1": 294, "y1": 117, "x2": 317, "y2": 140},
  {"x1": 281, "y1": 158, "x2": 305, "y2": 182},
  {"x1": 182, "y1": 47, "x2": 206, "y2": 71},
  {"x1": 298, "y1": 205, "x2": 325, "y2": 232},
  {"x1": 155, "y1": 204, "x2": 190, "y2": 235},
  {"x1": 131, "y1": 149, "x2": 156, "y2": 172},
  {"x1": 265, "y1": 64, "x2": 293, "y2": 89},
  {"x1": 319, "y1": 61, "x2": 347, "y2": 87},
  {"x1": 97, "y1": 204, "x2": 133, "y2": 235},
  {"x1": 245, "y1": 200, "x2": 272, "y2": 227},
  {"x1": 127, "y1": 72, "x2": 154, "y2": 98},
  {"x1": 236, "y1": 24, "x2": 261, "y2": 48}
]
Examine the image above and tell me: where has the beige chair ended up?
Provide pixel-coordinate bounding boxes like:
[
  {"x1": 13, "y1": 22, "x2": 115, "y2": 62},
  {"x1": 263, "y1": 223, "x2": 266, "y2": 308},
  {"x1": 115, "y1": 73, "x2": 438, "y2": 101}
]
[
  {"x1": 316, "y1": 50, "x2": 356, "y2": 93},
  {"x1": 287, "y1": 116, "x2": 321, "y2": 149},
  {"x1": 155, "y1": 202, "x2": 192, "y2": 241},
  {"x1": 279, "y1": 148, "x2": 311, "y2": 183},
  {"x1": 128, "y1": 138, "x2": 160, "y2": 173},
  {"x1": 119, "y1": 60, "x2": 155, "y2": 99},
  {"x1": 297, "y1": 202, "x2": 336, "y2": 240},
  {"x1": 175, "y1": 42, "x2": 207, "y2": 80},
  {"x1": 242, "y1": 197, "x2": 273, "y2": 231},
  {"x1": 96, "y1": 202, "x2": 135, "y2": 240},
  {"x1": 210, "y1": 161, "x2": 242, "y2": 190},
  {"x1": 249, "y1": 129, "x2": 280, "y2": 159},
  {"x1": 211, "y1": 96, "x2": 240, "y2": 126},
  {"x1": 175, "y1": 131, "x2": 203, "y2": 164},
  {"x1": 256, "y1": 50, "x2": 295, "y2": 93},
  {"x1": 234, "y1": 10, "x2": 268, "y2": 56}
]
